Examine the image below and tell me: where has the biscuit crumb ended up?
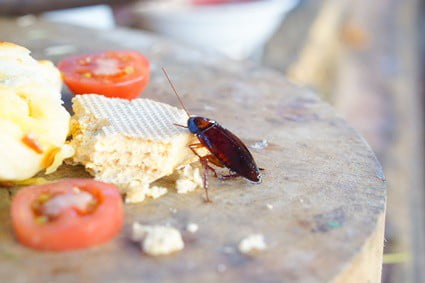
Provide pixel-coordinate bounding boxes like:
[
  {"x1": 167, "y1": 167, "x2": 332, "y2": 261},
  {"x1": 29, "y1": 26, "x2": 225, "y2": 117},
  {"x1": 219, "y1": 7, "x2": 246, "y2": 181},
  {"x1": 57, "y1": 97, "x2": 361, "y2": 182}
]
[
  {"x1": 132, "y1": 222, "x2": 184, "y2": 256},
  {"x1": 146, "y1": 186, "x2": 168, "y2": 199},
  {"x1": 125, "y1": 184, "x2": 168, "y2": 203},
  {"x1": 186, "y1": 223, "x2": 199, "y2": 233},
  {"x1": 238, "y1": 234, "x2": 267, "y2": 254},
  {"x1": 175, "y1": 164, "x2": 203, "y2": 194},
  {"x1": 250, "y1": 139, "x2": 268, "y2": 150}
]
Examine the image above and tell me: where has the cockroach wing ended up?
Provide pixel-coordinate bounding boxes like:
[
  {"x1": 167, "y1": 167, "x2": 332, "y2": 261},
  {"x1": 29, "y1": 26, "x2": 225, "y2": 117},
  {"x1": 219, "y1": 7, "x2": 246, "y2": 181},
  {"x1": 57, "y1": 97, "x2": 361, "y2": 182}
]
[{"x1": 198, "y1": 124, "x2": 261, "y2": 183}]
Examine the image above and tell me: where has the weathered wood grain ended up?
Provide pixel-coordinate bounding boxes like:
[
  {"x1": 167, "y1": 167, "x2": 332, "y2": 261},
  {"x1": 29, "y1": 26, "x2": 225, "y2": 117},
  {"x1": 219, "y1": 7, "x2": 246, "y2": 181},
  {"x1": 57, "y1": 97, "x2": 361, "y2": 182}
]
[
  {"x1": 263, "y1": 0, "x2": 325, "y2": 73},
  {"x1": 0, "y1": 19, "x2": 386, "y2": 282},
  {"x1": 333, "y1": 0, "x2": 424, "y2": 282},
  {"x1": 265, "y1": 0, "x2": 349, "y2": 99},
  {"x1": 264, "y1": 0, "x2": 424, "y2": 281}
]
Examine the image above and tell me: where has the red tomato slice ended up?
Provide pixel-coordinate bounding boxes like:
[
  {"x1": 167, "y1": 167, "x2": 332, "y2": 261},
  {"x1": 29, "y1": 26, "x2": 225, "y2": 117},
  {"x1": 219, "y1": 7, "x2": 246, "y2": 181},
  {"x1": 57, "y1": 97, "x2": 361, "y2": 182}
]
[
  {"x1": 58, "y1": 50, "x2": 150, "y2": 100},
  {"x1": 11, "y1": 179, "x2": 124, "y2": 251}
]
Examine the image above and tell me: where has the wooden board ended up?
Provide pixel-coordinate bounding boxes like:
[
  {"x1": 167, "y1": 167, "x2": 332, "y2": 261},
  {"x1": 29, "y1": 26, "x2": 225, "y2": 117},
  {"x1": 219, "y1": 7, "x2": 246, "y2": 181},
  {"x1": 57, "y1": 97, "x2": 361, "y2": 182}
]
[
  {"x1": 333, "y1": 1, "x2": 425, "y2": 281},
  {"x1": 0, "y1": 19, "x2": 386, "y2": 282},
  {"x1": 263, "y1": 0, "x2": 424, "y2": 281}
]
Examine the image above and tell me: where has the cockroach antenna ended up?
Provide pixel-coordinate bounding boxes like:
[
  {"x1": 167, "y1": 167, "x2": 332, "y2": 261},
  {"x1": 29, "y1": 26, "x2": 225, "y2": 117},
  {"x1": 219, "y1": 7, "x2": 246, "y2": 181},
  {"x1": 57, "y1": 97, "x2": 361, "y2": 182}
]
[{"x1": 162, "y1": 67, "x2": 191, "y2": 117}]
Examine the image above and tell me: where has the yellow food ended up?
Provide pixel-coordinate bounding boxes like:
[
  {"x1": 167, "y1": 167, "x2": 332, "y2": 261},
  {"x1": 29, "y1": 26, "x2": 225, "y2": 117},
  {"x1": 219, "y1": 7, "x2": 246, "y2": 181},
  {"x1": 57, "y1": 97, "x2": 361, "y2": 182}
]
[
  {"x1": 0, "y1": 42, "x2": 73, "y2": 182},
  {"x1": 0, "y1": 42, "x2": 62, "y2": 97}
]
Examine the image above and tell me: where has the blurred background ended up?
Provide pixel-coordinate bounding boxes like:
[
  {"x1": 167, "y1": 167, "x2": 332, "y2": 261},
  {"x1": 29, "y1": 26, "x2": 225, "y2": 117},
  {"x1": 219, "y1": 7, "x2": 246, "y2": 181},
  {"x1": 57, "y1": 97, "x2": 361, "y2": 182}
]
[{"x1": 0, "y1": 0, "x2": 424, "y2": 282}]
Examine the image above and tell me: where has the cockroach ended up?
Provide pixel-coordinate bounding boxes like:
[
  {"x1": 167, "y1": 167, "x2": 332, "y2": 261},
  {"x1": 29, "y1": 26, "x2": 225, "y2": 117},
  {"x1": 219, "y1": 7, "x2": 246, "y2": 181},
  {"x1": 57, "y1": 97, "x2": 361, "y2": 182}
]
[{"x1": 162, "y1": 68, "x2": 262, "y2": 202}]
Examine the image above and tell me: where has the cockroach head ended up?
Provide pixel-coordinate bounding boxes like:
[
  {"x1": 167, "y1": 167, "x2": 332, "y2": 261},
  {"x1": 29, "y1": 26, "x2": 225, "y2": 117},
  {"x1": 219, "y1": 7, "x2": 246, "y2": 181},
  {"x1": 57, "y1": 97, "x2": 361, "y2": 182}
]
[{"x1": 188, "y1": 117, "x2": 214, "y2": 134}]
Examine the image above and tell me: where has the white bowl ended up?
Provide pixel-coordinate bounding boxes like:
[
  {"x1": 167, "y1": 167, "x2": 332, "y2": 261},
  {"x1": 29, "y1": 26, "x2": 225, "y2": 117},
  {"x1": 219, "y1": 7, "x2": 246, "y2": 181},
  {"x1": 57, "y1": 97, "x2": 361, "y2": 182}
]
[{"x1": 131, "y1": 0, "x2": 299, "y2": 60}]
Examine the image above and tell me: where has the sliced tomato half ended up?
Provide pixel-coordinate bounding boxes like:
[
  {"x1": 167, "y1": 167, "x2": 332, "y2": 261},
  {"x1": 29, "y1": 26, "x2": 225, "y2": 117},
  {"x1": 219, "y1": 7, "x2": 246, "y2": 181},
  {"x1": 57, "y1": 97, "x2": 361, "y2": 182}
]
[
  {"x1": 11, "y1": 179, "x2": 124, "y2": 251},
  {"x1": 58, "y1": 50, "x2": 150, "y2": 99}
]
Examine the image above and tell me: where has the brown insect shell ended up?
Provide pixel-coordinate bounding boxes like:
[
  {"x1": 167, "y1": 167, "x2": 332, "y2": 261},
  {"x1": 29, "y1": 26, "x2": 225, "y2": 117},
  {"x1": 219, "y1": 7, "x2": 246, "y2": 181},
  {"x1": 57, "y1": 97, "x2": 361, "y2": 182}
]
[
  {"x1": 187, "y1": 116, "x2": 215, "y2": 134},
  {"x1": 187, "y1": 116, "x2": 262, "y2": 183}
]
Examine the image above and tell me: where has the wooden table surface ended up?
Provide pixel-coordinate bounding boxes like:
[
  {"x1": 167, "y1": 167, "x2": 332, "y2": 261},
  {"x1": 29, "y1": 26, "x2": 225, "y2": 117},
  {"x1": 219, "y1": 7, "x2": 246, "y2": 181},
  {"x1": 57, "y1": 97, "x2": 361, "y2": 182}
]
[
  {"x1": 0, "y1": 18, "x2": 386, "y2": 283},
  {"x1": 263, "y1": 0, "x2": 424, "y2": 281}
]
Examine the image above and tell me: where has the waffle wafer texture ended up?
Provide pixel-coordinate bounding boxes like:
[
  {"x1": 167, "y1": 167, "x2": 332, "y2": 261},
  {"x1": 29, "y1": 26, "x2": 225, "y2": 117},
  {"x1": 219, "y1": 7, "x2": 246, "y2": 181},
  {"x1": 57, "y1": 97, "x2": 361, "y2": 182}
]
[{"x1": 68, "y1": 94, "x2": 201, "y2": 202}]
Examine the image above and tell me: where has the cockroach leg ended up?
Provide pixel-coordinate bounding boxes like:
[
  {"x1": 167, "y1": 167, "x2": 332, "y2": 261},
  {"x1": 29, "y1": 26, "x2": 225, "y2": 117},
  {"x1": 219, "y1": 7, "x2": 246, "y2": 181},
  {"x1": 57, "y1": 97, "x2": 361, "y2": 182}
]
[
  {"x1": 189, "y1": 144, "x2": 223, "y2": 176},
  {"x1": 206, "y1": 154, "x2": 225, "y2": 168},
  {"x1": 217, "y1": 172, "x2": 240, "y2": 181},
  {"x1": 202, "y1": 160, "x2": 218, "y2": 178},
  {"x1": 189, "y1": 143, "x2": 240, "y2": 201},
  {"x1": 189, "y1": 143, "x2": 203, "y2": 151},
  {"x1": 199, "y1": 157, "x2": 211, "y2": 202},
  {"x1": 189, "y1": 143, "x2": 213, "y2": 202}
]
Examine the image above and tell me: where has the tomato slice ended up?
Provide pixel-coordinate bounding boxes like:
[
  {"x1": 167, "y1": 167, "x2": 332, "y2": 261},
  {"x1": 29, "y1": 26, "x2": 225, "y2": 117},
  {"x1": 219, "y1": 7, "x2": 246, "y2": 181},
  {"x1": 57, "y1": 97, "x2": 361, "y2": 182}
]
[
  {"x1": 58, "y1": 50, "x2": 150, "y2": 100},
  {"x1": 11, "y1": 179, "x2": 124, "y2": 251}
]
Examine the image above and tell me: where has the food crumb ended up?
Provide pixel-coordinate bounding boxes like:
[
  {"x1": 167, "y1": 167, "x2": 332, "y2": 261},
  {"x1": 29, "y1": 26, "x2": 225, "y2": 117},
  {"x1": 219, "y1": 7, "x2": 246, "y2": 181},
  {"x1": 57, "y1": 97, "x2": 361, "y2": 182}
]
[
  {"x1": 175, "y1": 164, "x2": 203, "y2": 194},
  {"x1": 146, "y1": 186, "x2": 168, "y2": 199},
  {"x1": 176, "y1": 179, "x2": 198, "y2": 194},
  {"x1": 266, "y1": 203, "x2": 273, "y2": 210},
  {"x1": 125, "y1": 182, "x2": 149, "y2": 203},
  {"x1": 238, "y1": 234, "x2": 267, "y2": 254},
  {"x1": 131, "y1": 222, "x2": 184, "y2": 256},
  {"x1": 186, "y1": 223, "x2": 199, "y2": 233},
  {"x1": 250, "y1": 139, "x2": 268, "y2": 150},
  {"x1": 125, "y1": 184, "x2": 168, "y2": 203}
]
